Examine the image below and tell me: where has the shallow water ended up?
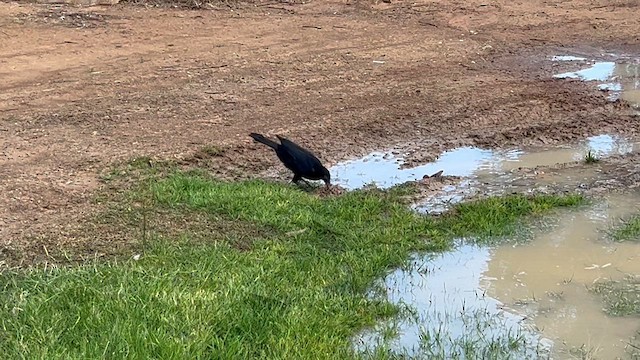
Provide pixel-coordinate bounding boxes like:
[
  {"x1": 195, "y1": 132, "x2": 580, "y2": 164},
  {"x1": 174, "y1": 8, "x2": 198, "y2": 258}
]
[
  {"x1": 329, "y1": 147, "x2": 497, "y2": 190},
  {"x1": 355, "y1": 193, "x2": 640, "y2": 359},
  {"x1": 330, "y1": 135, "x2": 636, "y2": 192},
  {"x1": 486, "y1": 193, "x2": 640, "y2": 358},
  {"x1": 495, "y1": 134, "x2": 634, "y2": 172},
  {"x1": 553, "y1": 57, "x2": 640, "y2": 106},
  {"x1": 615, "y1": 61, "x2": 640, "y2": 108},
  {"x1": 354, "y1": 243, "x2": 549, "y2": 359},
  {"x1": 553, "y1": 61, "x2": 616, "y2": 82}
]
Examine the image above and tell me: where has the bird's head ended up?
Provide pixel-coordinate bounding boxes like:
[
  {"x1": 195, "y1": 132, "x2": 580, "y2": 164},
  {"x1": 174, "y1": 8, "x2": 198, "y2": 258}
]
[{"x1": 321, "y1": 168, "x2": 331, "y2": 188}]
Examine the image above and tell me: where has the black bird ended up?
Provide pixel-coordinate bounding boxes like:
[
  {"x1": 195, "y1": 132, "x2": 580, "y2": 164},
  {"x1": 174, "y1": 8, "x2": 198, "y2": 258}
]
[{"x1": 249, "y1": 133, "x2": 331, "y2": 188}]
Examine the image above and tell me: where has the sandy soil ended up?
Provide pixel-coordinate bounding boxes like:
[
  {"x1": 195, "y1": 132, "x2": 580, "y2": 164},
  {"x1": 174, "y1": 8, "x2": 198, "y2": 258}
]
[{"x1": 1, "y1": 0, "x2": 639, "y2": 265}]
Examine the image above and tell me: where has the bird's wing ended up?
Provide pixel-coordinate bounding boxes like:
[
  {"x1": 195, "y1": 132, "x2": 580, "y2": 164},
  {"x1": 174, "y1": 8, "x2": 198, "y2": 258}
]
[
  {"x1": 275, "y1": 135, "x2": 327, "y2": 179},
  {"x1": 277, "y1": 136, "x2": 320, "y2": 159}
]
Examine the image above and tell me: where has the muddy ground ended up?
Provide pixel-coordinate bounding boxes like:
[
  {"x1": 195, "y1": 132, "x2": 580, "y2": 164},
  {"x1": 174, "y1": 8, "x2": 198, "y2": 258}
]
[{"x1": 1, "y1": 0, "x2": 639, "y2": 265}]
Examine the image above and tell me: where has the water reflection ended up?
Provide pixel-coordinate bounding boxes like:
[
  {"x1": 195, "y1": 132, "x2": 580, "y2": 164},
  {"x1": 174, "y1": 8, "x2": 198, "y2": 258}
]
[{"x1": 354, "y1": 243, "x2": 549, "y2": 359}]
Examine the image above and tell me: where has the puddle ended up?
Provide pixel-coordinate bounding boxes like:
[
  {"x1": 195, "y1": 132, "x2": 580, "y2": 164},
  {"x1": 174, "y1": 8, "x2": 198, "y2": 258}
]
[
  {"x1": 330, "y1": 147, "x2": 497, "y2": 190},
  {"x1": 493, "y1": 134, "x2": 633, "y2": 172},
  {"x1": 330, "y1": 134, "x2": 638, "y2": 212},
  {"x1": 354, "y1": 243, "x2": 549, "y2": 359},
  {"x1": 553, "y1": 57, "x2": 640, "y2": 107},
  {"x1": 554, "y1": 62, "x2": 616, "y2": 82},
  {"x1": 615, "y1": 61, "x2": 640, "y2": 108},
  {"x1": 331, "y1": 135, "x2": 635, "y2": 191},
  {"x1": 355, "y1": 193, "x2": 640, "y2": 359},
  {"x1": 486, "y1": 192, "x2": 640, "y2": 359},
  {"x1": 330, "y1": 135, "x2": 640, "y2": 190}
]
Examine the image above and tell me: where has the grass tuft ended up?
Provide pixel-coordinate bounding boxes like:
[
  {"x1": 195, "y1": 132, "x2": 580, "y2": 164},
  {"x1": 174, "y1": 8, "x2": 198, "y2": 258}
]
[
  {"x1": 436, "y1": 193, "x2": 585, "y2": 244},
  {"x1": 0, "y1": 171, "x2": 585, "y2": 359},
  {"x1": 591, "y1": 275, "x2": 640, "y2": 317},
  {"x1": 610, "y1": 215, "x2": 640, "y2": 242},
  {"x1": 584, "y1": 149, "x2": 600, "y2": 164},
  {"x1": 196, "y1": 145, "x2": 226, "y2": 158}
]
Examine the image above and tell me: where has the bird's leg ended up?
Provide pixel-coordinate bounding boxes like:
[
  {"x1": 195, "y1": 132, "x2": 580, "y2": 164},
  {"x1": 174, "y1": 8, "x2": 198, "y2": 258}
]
[{"x1": 291, "y1": 174, "x2": 303, "y2": 185}]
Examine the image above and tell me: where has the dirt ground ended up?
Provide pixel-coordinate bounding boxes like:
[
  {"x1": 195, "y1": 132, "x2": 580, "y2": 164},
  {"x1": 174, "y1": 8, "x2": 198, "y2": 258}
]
[{"x1": 1, "y1": 0, "x2": 639, "y2": 265}]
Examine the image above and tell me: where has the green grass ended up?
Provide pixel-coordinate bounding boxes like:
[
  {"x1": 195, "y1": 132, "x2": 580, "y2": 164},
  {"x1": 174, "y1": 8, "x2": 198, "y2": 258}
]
[
  {"x1": 590, "y1": 275, "x2": 640, "y2": 358},
  {"x1": 0, "y1": 171, "x2": 584, "y2": 359},
  {"x1": 611, "y1": 215, "x2": 640, "y2": 242},
  {"x1": 198, "y1": 145, "x2": 226, "y2": 157},
  {"x1": 416, "y1": 321, "x2": 541, "y2": 360},
  {"x1": 436, "y1": 193, "x2": 583, "y2": 244},
  {"x1": 592, "y1": 275, "x2": 640, "y2": 317},
  {"x1": 584, "y1": 149, "x2": 600, "y2": 164}
]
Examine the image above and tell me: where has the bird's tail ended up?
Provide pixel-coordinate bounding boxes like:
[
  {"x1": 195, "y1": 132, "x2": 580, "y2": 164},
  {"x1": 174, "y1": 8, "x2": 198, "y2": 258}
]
[{"x1": 249, "y1": 133, "x2": 279, "y2": 149}]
